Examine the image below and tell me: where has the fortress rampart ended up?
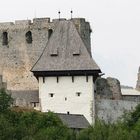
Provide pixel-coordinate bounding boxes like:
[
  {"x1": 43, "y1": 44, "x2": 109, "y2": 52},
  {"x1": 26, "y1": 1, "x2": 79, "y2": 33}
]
[{"x1": 0, "y1": 17, "x2": 91, "y2": 90}]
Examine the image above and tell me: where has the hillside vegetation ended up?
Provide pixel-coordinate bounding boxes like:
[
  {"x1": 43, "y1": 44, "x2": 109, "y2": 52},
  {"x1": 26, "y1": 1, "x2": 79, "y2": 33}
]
[{"x1": 1, "y1": 89, "x2": 140, "y2": 140}]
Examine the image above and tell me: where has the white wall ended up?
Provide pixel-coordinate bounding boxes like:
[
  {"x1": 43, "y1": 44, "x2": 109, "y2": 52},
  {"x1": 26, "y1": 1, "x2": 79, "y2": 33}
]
[{"x1": 39, "y1": 76, "x2": 95, "y2": 124}]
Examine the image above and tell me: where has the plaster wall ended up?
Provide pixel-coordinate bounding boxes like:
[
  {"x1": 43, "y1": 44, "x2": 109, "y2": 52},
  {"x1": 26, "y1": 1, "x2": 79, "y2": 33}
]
[{"x1": 39, "y1": 76, "x2": 95, "y2": 124}]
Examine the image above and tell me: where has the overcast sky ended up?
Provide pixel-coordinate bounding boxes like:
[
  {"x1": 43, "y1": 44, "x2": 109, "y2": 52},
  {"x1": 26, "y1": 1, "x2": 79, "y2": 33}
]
[{"x1": 0, "y1": 0, "x2": 140, "y2": 87}]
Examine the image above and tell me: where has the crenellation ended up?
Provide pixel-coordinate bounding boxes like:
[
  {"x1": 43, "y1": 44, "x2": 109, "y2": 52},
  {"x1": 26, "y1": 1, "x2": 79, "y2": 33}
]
[
  {"x1": 33, "y1": 17, "x2": 50, "y2": 23},
  {"x1": 15, "y1": 20, "x2": 32, "y2": 25},
  {"x1": 0, "y1": 22, "x2": 14, "y2": 30}
]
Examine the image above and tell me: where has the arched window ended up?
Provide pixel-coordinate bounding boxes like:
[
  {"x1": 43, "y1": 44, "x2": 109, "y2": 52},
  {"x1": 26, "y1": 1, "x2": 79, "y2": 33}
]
[
  {"x1": 48, "y1": 29, "x2": 53, "y2": 39},
  {"x1": 25, "y1": 31, "x2": 32, "y2": 44},
  {"x1": 2, "y1": 32, "x2": 8, "y2": 45}
]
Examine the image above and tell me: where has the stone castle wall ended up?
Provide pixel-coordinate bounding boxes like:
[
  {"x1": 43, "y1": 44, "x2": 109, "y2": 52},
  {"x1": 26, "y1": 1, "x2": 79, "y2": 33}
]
[
  {"x1": 96, "y1": 99, "x2": 138, "y2": 123},
  {"x1": 0, "y1": 18, "x2": 91, "y2": 90}
]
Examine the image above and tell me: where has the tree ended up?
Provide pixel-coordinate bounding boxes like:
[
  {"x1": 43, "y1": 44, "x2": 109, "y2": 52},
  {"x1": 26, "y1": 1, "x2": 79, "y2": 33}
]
[{"x1": 0, "y1": 88, "x2": 13, "y2": 112}]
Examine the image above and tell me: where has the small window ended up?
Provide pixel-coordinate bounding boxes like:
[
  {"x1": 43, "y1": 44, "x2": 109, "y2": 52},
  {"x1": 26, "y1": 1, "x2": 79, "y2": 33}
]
[
  {"x1": 48, "y1": 29, "x2": 53, "y2": 39},
  {"x1": 56, "y1": 77, "x2": 59, "y2": 83},
  {"x1": 86, "y1": 76, "x2": 88, "y2": 82},
  {"x1": 49, "y1": 93, "x2": 54, "y2": 97},
  {"x1": 25, "y1": 31, "x2": 32, "y2": 44},
  {"x1": 50, "y1": 48, "x2": 58, "y2": 56},
  {"x1": 72, "y1": 76, "x2": 74, "y2": 83},
  {"x1": 76, "y1": 92, "x2": 81, "y2": 97},
  {"x1": 65, "y1": 97, "x2": 67, "y2": 101},
  {"x1": 31, "y1": 102, "x2": 39, "y2": 107},
  {"x1": 2, "y1": 32, "x2": 8, "y2": 45},
  {"x1": 43, "y1": 77, "x2": 45, "y2": 83},
  {"x1": 73, "y1": 48, "x2": 80, "y2": 56}
]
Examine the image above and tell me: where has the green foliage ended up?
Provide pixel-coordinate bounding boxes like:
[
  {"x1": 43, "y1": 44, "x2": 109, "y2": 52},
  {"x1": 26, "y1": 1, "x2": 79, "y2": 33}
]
[
  {"x1": 0, "y1": 110, "x2": 72, "y2": 140},
  {"x1": 126, "y1": 104, "x2": 140, "y2": 128},
  {"x1": 0, "y1": 88, "x2": 13, "y2": 112},
  {"x1": 1, "y1": 89, "x2": 140, "y2": 140}
]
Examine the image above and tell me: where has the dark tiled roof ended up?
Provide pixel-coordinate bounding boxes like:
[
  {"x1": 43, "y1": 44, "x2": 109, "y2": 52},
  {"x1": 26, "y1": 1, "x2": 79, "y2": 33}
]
[
  {"x1": 56, "y1": 113, "x2": 90, "y2": 129},
  {"x1": 11, "y1": 90, "x2": 39, "y2": 103},
  {"x1": 31, "y1": 20, "x2": 101, "y2": 74}
]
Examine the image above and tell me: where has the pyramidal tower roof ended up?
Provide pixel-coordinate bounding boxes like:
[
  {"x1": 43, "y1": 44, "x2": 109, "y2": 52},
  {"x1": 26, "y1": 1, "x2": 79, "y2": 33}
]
[{"x1": 31, "y1": 20, "x2": 101, "y2": 76}]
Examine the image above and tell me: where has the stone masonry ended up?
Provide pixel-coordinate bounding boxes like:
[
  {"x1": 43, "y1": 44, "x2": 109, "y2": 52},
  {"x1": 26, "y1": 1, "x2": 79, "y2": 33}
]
[
  {"x1": 95, "y1": 77, "x2": 122, "y2": 100},
  {"x1": 0, "y1": 18, "x2": 91, "y2": 90},
  {"x1": 136, "y1": 67, "x2": 140, "y2": 91}
]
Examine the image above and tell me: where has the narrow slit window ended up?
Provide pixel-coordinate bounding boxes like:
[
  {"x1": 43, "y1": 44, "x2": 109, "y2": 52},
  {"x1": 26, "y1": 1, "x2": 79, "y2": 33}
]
[
  {"x1": 25, "y1": 31, "x2": 32, "y2": 44},
  {"x1": 48, "y1": 29, "x2": 53, "y2": 39},
  {"x1": 43, "y1": 77, "x2": 45, "y2": 83},
  {"x1": 86, "y1": 76, "x2": 88, "y2": 82},
  {"x1": 2, "y1": 32, "x2": 8, "y2": 45},
  {"x1": 56, "y1": 77, "x2": 59, "y2": 83}
]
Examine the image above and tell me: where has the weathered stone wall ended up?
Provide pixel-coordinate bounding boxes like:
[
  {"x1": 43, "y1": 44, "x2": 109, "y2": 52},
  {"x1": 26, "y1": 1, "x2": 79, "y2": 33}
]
[
  {"x1": 122, "y1": 95, "x2": 140, "y2": 102},
  {"x1": 95, "y1": 77, "x2": 122, "y2": 100},
  {"x1": 96, "y1": 99, "x2": 138, "y2": 123},
  {"x1": 136, "y1": 67, "x2": 140, "y2": 91},
  {"x1": 0, "y1": 18, "x2": 91, "y2": 90}
]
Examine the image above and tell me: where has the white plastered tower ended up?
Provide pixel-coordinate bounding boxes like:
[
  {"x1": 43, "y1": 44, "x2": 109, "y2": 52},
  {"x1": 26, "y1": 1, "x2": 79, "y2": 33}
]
[{"x1": 31, "y1": 19, "x2": 101, "y2": 124}]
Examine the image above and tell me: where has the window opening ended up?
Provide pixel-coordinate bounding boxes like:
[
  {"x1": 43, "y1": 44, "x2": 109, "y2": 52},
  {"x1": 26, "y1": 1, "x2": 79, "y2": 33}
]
[
  {"x1": 43, "y1": 77, "x2": 45, "y2": 83},
  {"x1": 2, "y1": 32, "x2": 8, "y2": 45},
  {"x1": 76, "y1": 92, "x2": 81, "y2": 97},
  {"x1": 25, "y1": 31, "x2": 32, "y2": 44},
  {"x1": 48, "y1": 29, "x2": 53, "y2": 39},
  {"x1": 49, "y1": 93, "x2": 54, "y2": 97}
]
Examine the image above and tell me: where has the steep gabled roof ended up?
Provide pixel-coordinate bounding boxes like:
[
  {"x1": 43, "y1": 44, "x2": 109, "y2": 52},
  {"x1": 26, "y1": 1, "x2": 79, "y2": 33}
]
[{"x1": 31, "y1": 20, "x2": 101, "y2": 75}]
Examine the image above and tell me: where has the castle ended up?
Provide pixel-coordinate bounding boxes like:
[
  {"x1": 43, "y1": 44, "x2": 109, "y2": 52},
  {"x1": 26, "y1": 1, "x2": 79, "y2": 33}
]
[
  {"x1": 0, "y1": 17, "x2": 140, "y2": 125},
  {"x1": 0, "y1": 18, "x2": 91, "y2": 91}
]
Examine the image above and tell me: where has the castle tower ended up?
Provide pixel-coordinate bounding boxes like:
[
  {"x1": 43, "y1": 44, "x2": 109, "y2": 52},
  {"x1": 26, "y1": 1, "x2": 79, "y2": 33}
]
[
  {"x1": 31, "y1": 20, "x2": 101, "y2": 124},
  {"x1": 136, "y1": 67, "x2": 140, "y2": 91}
]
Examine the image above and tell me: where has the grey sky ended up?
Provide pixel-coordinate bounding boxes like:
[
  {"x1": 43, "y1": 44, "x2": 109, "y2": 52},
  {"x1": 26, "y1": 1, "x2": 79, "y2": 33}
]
[{"x1": 0, "y1": 0, "x2": 140, "y2": 87}]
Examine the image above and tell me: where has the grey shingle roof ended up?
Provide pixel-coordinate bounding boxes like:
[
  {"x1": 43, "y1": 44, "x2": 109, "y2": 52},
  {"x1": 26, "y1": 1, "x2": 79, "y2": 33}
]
[
  {"x1": 11, "y1": 90, "x2": 39, "y2": 103},
  {"x1": 56, "y1": 113, "x2": 90, "y2": 129},
  {"x1": 31, "y1": 20, "x2": 101, "y2": 74}
]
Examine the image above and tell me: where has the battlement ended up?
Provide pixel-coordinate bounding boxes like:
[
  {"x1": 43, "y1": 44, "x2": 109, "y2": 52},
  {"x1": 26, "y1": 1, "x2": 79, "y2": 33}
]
[
  {"x1": 0, "y1": 17, "x2": 89, "y2": 30},
  {"x1": 0, "y1": 18, "x2": 52, "y2": 30}
]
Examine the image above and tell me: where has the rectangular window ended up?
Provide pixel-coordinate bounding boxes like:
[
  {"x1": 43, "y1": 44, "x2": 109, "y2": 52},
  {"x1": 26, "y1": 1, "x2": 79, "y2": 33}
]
[
  {"x1": 50, "y1": 48, "x2": 58, "y2": 56},
  {"x1": 86, "y1": 76, "x2": 88, "y2": 82},
  {"x1": 73, "y1": 47, "x2": 80, "y2": 55},
  {"x1": 76, "y1": 92, "x2": 81, "y2": 97},
  {"x1": 31, "y1": 102, "x2": 39, "y2": 107},
  {"x1": 57, "y1": 76, "x2": 59, "y2": 83},
  {"x1": 72, "y1": 76, "x2": 74, "y2": 83},
  {"x1": 43, "y1": 77, "x2": 45, "y2": 83},
  {"x1": 49, "y1": 93, "x2": 54, "y2": 97}
]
